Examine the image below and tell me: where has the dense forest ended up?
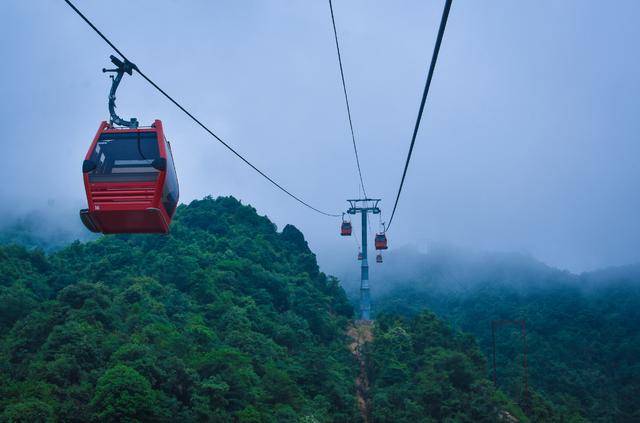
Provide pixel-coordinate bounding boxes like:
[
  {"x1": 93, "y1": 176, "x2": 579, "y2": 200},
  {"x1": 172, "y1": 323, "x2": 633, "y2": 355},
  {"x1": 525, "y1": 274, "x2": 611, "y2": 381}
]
[
  {"x1": 3, "y1": 198, "x2": 636, "y2": 421},
  {"x1": 0, "y1": 197, "x2": 526, "y2": 422},
  {"x1": 372, "y1": 247, "x2": 640, "y2": 422},
  {"x1": 366, "y1": 311, "x2": 533, "y2": 422},
  {"x1": 0, "y1": 197, "x2": 359, "y2": 421}
]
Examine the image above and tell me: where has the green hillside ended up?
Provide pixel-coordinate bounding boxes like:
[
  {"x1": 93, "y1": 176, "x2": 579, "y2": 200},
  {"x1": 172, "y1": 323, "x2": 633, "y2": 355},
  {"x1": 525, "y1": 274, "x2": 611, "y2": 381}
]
[
  {"x1": 373, "y1": 249, "x2": 640, "y2": 422},
  {"x1": 0, "y1": 197, "x2": 358, "y2": 422},
  {"x1": 0, "y1": 197, "x2": 568, "y2": 422},
  {"x1": 367, "y1": 311, "x2": 530, "y2": 422}
]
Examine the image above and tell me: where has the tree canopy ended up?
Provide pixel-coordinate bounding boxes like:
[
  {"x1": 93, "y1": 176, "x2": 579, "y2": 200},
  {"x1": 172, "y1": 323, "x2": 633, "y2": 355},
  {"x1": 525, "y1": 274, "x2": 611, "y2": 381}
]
[{"x1": 0, "y1": 197, "x2": 358, "y2": 422}]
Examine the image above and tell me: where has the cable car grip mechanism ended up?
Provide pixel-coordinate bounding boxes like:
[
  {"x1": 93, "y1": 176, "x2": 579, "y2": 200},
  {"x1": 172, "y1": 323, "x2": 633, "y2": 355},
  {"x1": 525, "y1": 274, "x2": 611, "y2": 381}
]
[{"x1": 103, "y1": 55, "x2": 139, "y2": 128}]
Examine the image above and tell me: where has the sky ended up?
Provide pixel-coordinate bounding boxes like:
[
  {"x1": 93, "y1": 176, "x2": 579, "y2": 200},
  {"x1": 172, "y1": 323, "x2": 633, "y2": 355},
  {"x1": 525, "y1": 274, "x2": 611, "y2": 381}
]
[{"x1": 1, "y1": 0, "x2": 639, "y2": 274}]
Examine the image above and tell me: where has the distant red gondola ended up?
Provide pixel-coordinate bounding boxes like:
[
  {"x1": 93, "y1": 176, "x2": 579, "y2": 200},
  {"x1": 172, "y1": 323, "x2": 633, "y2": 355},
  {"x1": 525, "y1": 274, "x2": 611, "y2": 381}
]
[
  {"x1": 375, "y1": 233, "x2": 388, "y2": 250},
  {"x1": 80, "y1": 120, "x2": 179, "y2": 234},
  {"x1": 357, "y1": 252, "x2": 363, "y2": 260},
  {"x1": 341, "y1": 221, "x2": 352, "y2": 236},
  {"x1": 376, "y1": 253, "x2": 383, "y2": 263}
]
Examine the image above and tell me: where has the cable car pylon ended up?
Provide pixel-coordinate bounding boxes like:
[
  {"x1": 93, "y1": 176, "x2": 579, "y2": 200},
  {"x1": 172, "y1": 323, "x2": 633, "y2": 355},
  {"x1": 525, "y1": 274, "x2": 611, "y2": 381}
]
[{"x1": 345, "y1": 198, "x2": 381, "y2": 321}]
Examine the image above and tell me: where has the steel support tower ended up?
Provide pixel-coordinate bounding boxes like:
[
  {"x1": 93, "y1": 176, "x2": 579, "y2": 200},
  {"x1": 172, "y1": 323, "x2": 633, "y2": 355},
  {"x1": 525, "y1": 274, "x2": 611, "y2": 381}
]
[{"x1": 347, "y1": 199, "x2": 381, "y2": 321}]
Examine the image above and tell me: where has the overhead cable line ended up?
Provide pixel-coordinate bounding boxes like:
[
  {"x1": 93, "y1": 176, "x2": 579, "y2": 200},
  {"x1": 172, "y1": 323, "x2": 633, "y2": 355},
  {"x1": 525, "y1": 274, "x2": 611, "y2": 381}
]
[
  {"x1": 328, "y1": 0, "x2": 368, "y2": 199},
  {"x1": 62, "y1": 0, "x2": 341, "y2": 218},
  {"x1": 386, "y1": 0, "x2": 453, "y2": 231}
]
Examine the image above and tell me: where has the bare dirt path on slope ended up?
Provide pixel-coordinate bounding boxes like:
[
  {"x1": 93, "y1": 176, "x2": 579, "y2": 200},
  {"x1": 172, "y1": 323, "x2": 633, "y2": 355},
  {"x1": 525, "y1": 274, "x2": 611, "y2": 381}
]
[{"x1": 348, "y1": 320, "x2": 373, "y2": 423}]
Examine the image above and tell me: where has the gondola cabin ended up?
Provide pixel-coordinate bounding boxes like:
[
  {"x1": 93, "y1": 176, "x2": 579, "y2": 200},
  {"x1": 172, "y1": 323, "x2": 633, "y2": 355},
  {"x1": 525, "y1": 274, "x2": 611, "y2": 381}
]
[
  {"x1": 376, "y1": 253, "x2": 383, "y2": 263},
  {"x1": 375, "y1": 233, "x2": 388, "y2": 250},
  {"x1": 341, "y1": 221, "x2": 352, "y2": 236},
  {"x1": 80, "y1": 120, "x2": 179, "y2": 234},
  {"x1": 357, "y1": 252, "x2": 363, "y2": 260}
]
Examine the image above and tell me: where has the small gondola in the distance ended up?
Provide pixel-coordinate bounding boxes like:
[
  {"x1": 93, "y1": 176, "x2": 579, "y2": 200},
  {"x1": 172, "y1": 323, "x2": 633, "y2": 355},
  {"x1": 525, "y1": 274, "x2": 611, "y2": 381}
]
[{"x1": 341, "y1": 214, "x2": 352, "y2": 236}]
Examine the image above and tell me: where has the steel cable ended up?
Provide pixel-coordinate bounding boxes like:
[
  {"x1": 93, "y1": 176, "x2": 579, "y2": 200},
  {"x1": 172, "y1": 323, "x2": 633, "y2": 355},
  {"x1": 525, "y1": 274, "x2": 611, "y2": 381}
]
[{"x1": 386, "y1": 0, "x2": 453, "y2": 231}]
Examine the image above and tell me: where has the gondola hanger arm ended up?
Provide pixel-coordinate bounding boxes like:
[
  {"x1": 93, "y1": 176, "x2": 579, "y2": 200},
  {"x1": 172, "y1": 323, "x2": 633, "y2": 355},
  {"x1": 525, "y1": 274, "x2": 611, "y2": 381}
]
[{"x1": 103, "y1": 55, "x2": 139, "y2": 128}]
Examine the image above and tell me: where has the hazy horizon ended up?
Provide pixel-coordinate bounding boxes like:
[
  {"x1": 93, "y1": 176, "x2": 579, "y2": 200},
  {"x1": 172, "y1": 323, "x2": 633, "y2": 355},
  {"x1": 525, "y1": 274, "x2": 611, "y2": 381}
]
[{"x1": 2, "y1": 198, "x2": 638, "y2": 280}]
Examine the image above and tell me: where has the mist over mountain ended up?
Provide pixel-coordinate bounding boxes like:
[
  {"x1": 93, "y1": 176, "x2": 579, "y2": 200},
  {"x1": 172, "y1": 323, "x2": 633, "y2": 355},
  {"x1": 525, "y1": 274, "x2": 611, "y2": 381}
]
[
  {"x1": 355, "y1": 245, "x2": 640, "y2": 422},
  {"x1": 0, "y1": 202, "x2": 96, "y2": 252},
  {"x1": 337, "y1": 244, "x2": 640, "y2": 302},
  {"x1": 3, "y1": 0, "x2": 639, "y2": 420}
]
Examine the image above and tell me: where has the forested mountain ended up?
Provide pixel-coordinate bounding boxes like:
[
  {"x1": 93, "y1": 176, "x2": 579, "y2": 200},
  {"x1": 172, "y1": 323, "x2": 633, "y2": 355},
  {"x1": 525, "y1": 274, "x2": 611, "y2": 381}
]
[
  {"x1": 0, "y1": 197, "x2": 527, "y2": 422},
  {"x1": 5, "y1": 197, "x2": 632, "y2": 421},
  {"x1": 0, "y1": 197, "x2": 359, "y2": 422},
  {"x1": 371, "y1": 247, "x2": 640, "y2": 422}
]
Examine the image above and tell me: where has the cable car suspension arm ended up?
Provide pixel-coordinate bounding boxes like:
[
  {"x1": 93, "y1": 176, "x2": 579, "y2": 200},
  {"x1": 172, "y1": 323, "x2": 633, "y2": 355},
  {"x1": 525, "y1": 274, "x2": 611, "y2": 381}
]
[{"x1": 103, "y1": 55, "x2": 139, "y2": 128}]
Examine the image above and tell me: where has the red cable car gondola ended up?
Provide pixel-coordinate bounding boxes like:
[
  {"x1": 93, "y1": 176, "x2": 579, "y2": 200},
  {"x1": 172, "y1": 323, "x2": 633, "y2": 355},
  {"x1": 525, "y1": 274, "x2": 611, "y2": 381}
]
[
  {"x1": 341, "y1": 219, "x2": 352, "y2": 236},
  {"x1": 376, "y1": 253, "x2": 383, "y2": 263},
  {"x1": 80, "y1": 120, "x2": 179, "y2": 234},
  {"x1": 79, "y1": 56, "x2": 179, "y2": 234},
  {"x1": 375, "y1": 233, "x2": 388, "y2": 250}
]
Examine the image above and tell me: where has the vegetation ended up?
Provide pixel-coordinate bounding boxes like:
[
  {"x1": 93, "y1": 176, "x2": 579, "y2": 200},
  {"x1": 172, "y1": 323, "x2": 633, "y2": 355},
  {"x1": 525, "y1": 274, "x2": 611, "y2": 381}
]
[
  {"x1": 0, "y1": 197, "x2": 358, "y2": 422},
  {"x1": 4, "y1": 198, "x2": 633, "y2": 421},
  {"x1": 373, "y1": 249, "x2": 640, "y2": 422},
  {"x1": 367, "y1": 311, "x2": 528, "y2": 422}
]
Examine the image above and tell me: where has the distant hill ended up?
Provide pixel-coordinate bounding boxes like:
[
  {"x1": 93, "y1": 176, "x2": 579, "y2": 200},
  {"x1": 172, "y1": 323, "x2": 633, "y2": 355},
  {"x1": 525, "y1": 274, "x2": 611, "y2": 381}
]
[{"x1": 371, "y1": 247, "x2": 640, "y2": 422}]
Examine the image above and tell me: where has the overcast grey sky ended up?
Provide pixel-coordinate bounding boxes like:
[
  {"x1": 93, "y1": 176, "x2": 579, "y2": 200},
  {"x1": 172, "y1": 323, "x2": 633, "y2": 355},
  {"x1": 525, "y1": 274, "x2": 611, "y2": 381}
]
[{"x1": 1, "y1": 0, "x2": 639, "y2": 273}]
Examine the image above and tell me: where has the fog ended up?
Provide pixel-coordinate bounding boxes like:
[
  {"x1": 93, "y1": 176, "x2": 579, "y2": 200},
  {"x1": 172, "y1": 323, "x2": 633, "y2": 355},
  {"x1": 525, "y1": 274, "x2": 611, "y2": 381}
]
[
  {"x1": 2, "y1": 0, "x2": 639, "y2": 274},
  {"x1": 337, "y1": 243, "x2": 572, "y2": 298}
]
